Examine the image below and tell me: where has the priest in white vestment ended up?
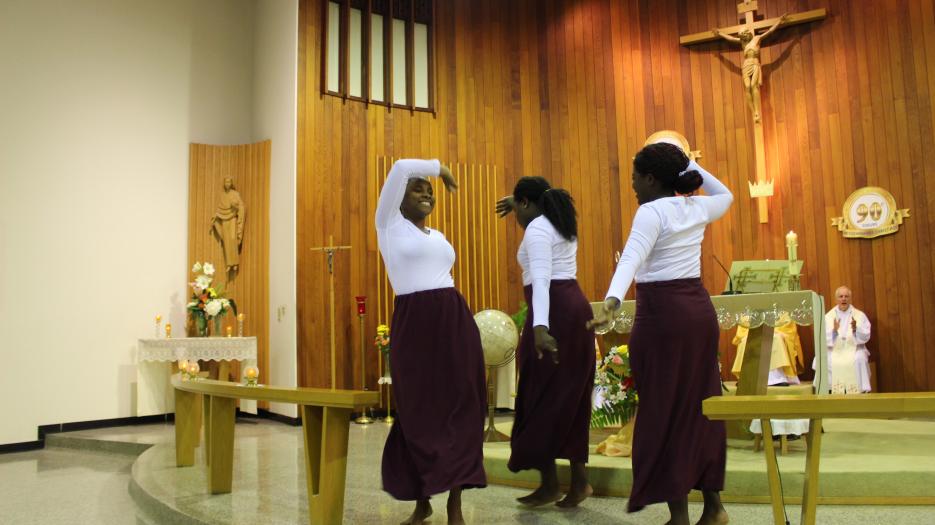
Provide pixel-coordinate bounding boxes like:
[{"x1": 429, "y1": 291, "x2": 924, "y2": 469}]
[{"x1": 813, "y1": 286, "x2": 872, "y2": 393}]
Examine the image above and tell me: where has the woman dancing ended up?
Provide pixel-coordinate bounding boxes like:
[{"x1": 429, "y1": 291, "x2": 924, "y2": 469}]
[
  {"x1": 590, "y1": 142, "x2": 733, "y2": 525},
  {"x1": 496, "y1": 177, "x2": 596, "y2": 508},
  {"x1": 377, "y1": 159, "x2": 487, "y2": 525}
]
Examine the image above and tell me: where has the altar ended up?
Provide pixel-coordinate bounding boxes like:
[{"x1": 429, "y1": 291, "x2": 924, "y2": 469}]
[
  {"x1": 136, "y1": 337, "x2": 258, "y2": 416},
  {"x1": 593, "y1": 289, "x2": 828, "y2": 402}
]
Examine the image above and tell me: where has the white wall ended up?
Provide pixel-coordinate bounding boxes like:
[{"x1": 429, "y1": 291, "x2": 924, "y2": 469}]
[
  {"x1": 0, "y1": 0, "x2": 262, "y2": 445},
  {"x1": 254, "y1": 0, "x2": 299, "y2": 418}
]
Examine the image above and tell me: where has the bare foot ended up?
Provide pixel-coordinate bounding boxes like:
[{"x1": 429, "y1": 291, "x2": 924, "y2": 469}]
[
  {"x1": 401, "y1": 500, "x2": 432, "y2": 525},
  {"x1": 696, "y1": 509, "x2": 729, "y2": 525},
  {"x1": 516, "y1": 486, "x2": 562, "y2": 507},
  {"x1": 556, "y1": 483, "x2": 593, "y2": 508}
]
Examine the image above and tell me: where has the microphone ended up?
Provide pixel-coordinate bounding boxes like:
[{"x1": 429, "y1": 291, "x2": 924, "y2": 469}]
[{"x1": 712, "y1": 255, "x2": 739, "y2": 295}]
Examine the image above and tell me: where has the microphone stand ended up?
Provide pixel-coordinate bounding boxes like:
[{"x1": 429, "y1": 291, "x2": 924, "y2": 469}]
[{"x1": 713, "y1": 255, "x2": 740, "y2": 295}]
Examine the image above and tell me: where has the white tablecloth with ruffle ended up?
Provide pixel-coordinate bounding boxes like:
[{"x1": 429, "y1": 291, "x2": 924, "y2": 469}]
[{"x1": 136, "y1": 337, "x2": 257, "y2": 416}]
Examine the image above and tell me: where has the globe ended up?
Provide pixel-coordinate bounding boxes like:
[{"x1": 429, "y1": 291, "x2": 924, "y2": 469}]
[
  {"x1": 473, "y1": 309, "x2": 519, "y2": 368},
  {"x1": 644, "y1": 130, "x2": 694, "y2": 158}
]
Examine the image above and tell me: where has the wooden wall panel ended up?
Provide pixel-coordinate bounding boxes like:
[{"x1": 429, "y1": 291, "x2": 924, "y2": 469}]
[
  {"x1": 298, "y1": 0, "x2": 935, "y2": 392},
  {"x1": 188, "y1": 142, "x2": 270, "y2": 385}
]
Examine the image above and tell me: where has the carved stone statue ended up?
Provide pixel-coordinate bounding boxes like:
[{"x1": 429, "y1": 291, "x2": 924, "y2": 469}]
[
  {"x1": 713, "y1": 14, "x2": 788, "y2": 123},
  {"x1": 210, "y1": 177, "x2": 245, "y2": 274}
]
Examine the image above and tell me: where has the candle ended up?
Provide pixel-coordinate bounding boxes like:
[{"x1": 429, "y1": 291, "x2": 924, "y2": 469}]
[
  {"x1": 355, "y1": 296, "x2": 367, "y2": 316},
  {"x1": 226, "y1": 325, "x2": 233, "y2": 337},
  {"x1": 237, "y1": 313, "x2": 245, "y2": 337},
  {"x1": 785, "y1": 230, "x2": 798, "y2": 262},
  {"x1": 187, "y1": 361, "x2": 200, "y2": 375},
  {"x1": 244, "y1": 366, "x2": 259, "y2": 386},
  {"x1": 178, "y1": 360, "x2": 189, "y2": 375},
  {"x1": 155, "y1": 315, "x2": 162, "y2": 338},
  {"x1": 165, "y1": 323, "x2": 172, "y2": 338}
]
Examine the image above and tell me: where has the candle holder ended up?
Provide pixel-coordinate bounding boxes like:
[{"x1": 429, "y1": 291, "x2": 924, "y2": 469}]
[
  {"x1": 226, "y1": 325, "x2": 233, "y2": 338},
  {"x1": 165, "y1": 323, "x2": 172, "y2": 339},
  {"x1": 243, "y1": 366, "x2": 259, "y2": 387},
  {"x1": 155, "y1": 315, "x2": 162, "y2": 338},
  {"x1": 354, "y1": 296, "x2": 373, "y2": 424},
  {"x1": 237, "y1": 313, "x2": 245, "y2": 337}
]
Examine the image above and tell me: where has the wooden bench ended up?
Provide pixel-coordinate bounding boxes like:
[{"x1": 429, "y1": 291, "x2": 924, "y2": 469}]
[
  {"x1": 703, "y1": 392, "x2": 935, "y2": 525},
  {"x1": 172, "y1": 376, "x2": 379, "y2": 525}
]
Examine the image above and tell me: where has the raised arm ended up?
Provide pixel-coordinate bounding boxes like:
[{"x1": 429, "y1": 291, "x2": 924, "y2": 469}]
[
  {"x1": 758, "y1": 14, "x2": 789, "y2": 41},
  {"x1": 375, "y1": 159, "x2": 441, "y2": 229},
  {"x1": 692, "y1": 159, "x2": 734, "y2": 222},
  {"x1": 712, "y1": 27, "x2": 742, "y2": 44}
]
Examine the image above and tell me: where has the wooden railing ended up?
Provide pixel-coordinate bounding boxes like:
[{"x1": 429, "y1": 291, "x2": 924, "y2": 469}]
[
  {"x1": 703, "y1": 392, "x2": 935, "y2": 525},
  {"x1": 173, "y1": 376, "x2": 379, "y2": 525}
]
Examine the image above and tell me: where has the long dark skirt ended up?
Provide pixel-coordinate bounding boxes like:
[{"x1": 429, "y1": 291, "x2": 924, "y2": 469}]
[
  {"x1": 381, "y1": 287, "x2": 487, "y2": 500},
  {"x1": 508, "y1": 280, "x2": 596, "y2": 472},
  {"x1": 626, "y1": 278, "x2": 726, "y2": 512}
]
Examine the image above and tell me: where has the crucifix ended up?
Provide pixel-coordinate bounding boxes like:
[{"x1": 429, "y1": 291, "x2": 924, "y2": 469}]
[
  {"x1": 680, "y1": 2, "x2": 826, "y2": 223},
  {"x1": 310, "y1": 234, "x2": 352, "y2": 389}
]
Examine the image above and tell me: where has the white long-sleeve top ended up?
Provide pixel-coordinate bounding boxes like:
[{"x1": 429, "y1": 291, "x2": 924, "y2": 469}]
[
  {"x1": 517, "y1": 215, "x2": 578, "y2": 328},
  {"x1": 375, "y1": 159, "x2": 455, "y2": 295},
  {"x1": 605, "y1": 160, "x2": 733, "y2": 302}
]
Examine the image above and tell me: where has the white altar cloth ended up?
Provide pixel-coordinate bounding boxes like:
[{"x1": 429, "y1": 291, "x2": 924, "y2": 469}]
[{"x1": 136, "y1": 337, "x2": 257, "y2": 416}]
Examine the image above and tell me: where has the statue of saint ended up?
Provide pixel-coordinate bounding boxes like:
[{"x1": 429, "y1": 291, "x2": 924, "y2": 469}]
[
  {"x1": 713, "y1": 14, "x2": 788, "y2": 123},
  {"x1": 210, "y1": 177, "x2": 245, "y2": 273}
]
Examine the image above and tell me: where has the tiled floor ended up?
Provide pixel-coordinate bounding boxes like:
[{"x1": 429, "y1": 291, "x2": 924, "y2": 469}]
[{"x1": 2, "y1": 417, "x2": 934, "y2": 524}]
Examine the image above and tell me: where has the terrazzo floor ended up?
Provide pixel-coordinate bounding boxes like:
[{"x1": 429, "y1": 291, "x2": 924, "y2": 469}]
[{"x1": 2, "y1": 416, "x2": 934, "y2": 524}]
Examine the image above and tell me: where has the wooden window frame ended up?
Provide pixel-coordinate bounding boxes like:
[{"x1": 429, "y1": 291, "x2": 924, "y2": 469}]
[{"x1": 321, "y1": 0, "x2": 435, "y2": 113}]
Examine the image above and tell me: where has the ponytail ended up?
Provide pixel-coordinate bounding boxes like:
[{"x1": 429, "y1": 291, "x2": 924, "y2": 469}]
[
  {"x1": 512, "y1": 176, "x2": 578, "y2": 241},
  {"x1": 540, "y1": 189, "x2": 577, "y2": 240}
]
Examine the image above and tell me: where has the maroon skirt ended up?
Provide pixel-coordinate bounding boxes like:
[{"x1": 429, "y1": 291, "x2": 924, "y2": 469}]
[
  {"x1": 626, "y1": 278, "x2": 726, "y2": 512},
  {"x1": 508, "y1": 280, "x2": 596, "y2": 472},
  {"x1": 381, "y1": 287, "x2": 487, "y2": 500}
]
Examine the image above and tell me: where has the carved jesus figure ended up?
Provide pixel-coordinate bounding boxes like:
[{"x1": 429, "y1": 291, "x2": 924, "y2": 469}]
[
  {"x1": 210, "y1": 177, "x2": 245, "y2": 273},
  {"x1": 713, "y1": 14, "x2": 788, "y2": 123}
]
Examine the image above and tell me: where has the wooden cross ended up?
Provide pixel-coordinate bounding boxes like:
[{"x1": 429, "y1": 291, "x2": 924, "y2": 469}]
[
  {"x1": 310, "y1": 234, "x2": 352, "y2": 389},
  {"x1": 680, "y1": 2, "x2": 826, "y2": 223}
]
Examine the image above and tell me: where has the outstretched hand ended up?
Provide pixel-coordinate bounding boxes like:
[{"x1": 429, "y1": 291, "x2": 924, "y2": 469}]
[
  {"x1": 439, "y1": 165, "x2": 458, "y2": 193},
  {"x1": 533, "y1": 325, "x2": 559, "y2": 364},
  {"x1": 586, "y1": 297, "x2": 620, "y2": 332},
  {"x1": 495, "y1": 195, "x2": 515, "y2": 218}
]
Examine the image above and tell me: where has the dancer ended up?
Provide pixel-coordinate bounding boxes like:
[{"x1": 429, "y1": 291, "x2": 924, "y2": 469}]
[
  {"x1": 590, "y1": 142, "x2": 733, "y2": 525},
  {"x1": 496, "y1": 177, "x2": 595, "y2": 508},
  {"x1": 377, "y1": 159, "x2": 487, "y2": 525}
]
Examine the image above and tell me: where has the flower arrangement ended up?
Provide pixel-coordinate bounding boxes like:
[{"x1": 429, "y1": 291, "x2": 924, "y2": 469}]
[
  {"x1": 187, "y1": 262, "x2": 237, "y2": 336},
  {"x1": 374, "y1": 324, "x2": 390, "y2": 356},
  {"x1": 374, "y1": 324, "x2": 392, "y2": 385},
  {"x1": 591, "y1": 345, "x2": 639, "y2": 428}
]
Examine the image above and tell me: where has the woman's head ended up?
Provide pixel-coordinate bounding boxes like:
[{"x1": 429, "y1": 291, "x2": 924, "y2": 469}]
[
  {"x1": 400, "y1": 178, "x2": 435, "y2": 223},
  {"x1": 631, "y1": 142, "x2": 703, "y2": 204},
  {"x1": 512, "y1": 176, "x2": 577, "y2": 240}
]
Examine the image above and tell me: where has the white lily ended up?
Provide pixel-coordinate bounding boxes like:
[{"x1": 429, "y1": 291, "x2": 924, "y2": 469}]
[
  {"x1": 192, "y1": 262, "x2": 202, "y2": 273},
  {"x1": 202, "y1": 262, "x2": 215, "y2": 276}
]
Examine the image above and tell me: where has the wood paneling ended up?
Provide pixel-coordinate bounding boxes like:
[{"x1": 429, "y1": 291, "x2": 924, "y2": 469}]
[
  {"x1": 298, "y1": 0, "x2": 935, "y2": 392},
  {"x1": 188, "y1": 142, "x2": 270, "y2": 385}
]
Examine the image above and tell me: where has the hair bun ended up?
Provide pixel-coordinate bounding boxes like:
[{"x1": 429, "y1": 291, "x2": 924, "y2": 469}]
[{"x1": 674, "y1": 170, "x2": 703, "y2": 194}]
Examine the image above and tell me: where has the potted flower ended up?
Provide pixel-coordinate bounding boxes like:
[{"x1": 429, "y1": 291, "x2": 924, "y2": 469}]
[{"x1": 187, "y1": 262, "x2": 237, "y2": 336}]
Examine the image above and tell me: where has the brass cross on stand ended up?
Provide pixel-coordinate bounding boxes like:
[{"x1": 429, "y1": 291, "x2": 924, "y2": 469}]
[
  {"x1": 680, "y1": 1, "x2": 826, "y2": 223},
  {"x1": 310, "y1": 234, "x2": 352, "y2": 389}
]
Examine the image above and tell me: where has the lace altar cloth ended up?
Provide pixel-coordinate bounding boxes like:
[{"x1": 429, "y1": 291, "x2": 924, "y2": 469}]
[{"x1": 137, "y1": 337, "x2": 257, "y2": 362}]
